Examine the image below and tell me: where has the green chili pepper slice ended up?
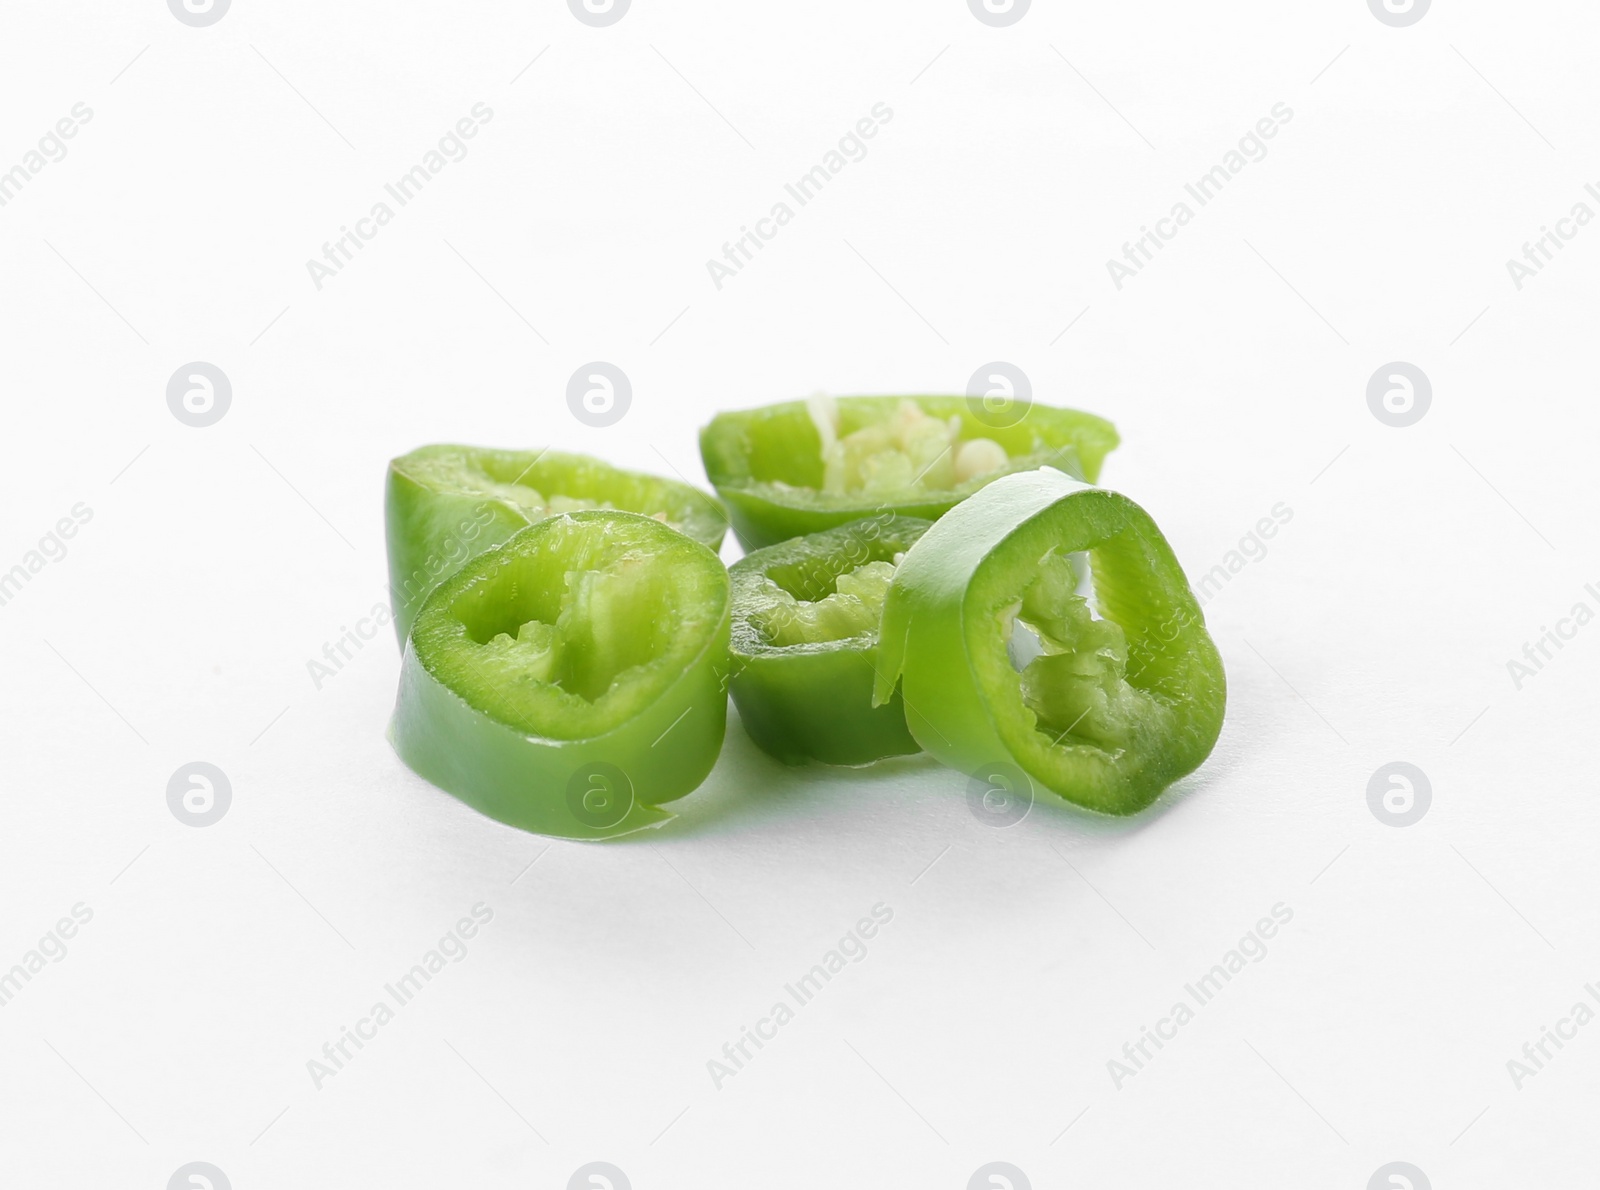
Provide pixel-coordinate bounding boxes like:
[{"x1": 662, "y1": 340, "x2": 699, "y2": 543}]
[
  {"x1": 872, "y1": 468, "x2": 1225, "y2": 815},
  {"x1": 728, "y1": 515, "x2": 931, "y2": 766},
  {"x1": 699, "y1": 396, "x2": 1118, "y2": 549},
  {"x1": 386, "y1": 444, "x2": 727, "y2": 645},
  {"x1": 390, "y1": 510, "x2": 731, "y2": 840}
]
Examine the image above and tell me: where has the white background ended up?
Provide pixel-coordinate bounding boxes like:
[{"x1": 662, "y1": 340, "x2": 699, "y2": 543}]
[{"x1": 0, "y1": 1, "x2": 1595, "y2": 1186}]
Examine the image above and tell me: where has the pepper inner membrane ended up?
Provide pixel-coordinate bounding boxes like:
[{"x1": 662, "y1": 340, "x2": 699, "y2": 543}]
[
  {"x1": 807, "y1": 396, "x2": 1009, "y2": 497},
  {"x1": 1005, "y1": 550, "x2": 1158, "y2": 753},
  {"x1": 749, "y1": 555, "x2": 903, "y2": 647},
  {"x1": 424, "y1": 516, "x2": 723, "y2": 735}
]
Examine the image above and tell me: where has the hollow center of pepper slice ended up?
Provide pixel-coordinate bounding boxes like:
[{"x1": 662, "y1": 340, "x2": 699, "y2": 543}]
[
  {"x1": 1007, "y1": 550, "x2": 1156, "y2": 752},
  {"x1": 415, "y1": 514, "x2": 726, "y2": 738},
  {"x1": 746, "y1": 556, "x2": 902, "y2": 647}
]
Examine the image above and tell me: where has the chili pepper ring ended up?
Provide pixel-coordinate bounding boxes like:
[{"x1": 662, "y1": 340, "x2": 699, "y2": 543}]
[
  {"x1": 390, "y1": 510, "x2": 731, "y2": 840},
  {"x1": 873, "y1": 467, "x2": 1225, "y2": 815}
]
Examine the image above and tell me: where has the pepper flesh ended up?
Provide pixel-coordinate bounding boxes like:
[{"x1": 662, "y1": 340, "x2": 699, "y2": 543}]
[
  {"x1": 390, "y1": 510, "x2": 730, "y2": 839},
  {"x1": 872, "y1": 468, "x2": 1224, "y2": 815},
  {"x1": 729, "y1": 516, "x2": 930, "y2": 766},
  {"x1": 386, "y1": 444, "x2": 726, "y2": 645},
  {"x1": 699, "y1": 396, "x2": 1118, "y2": 549}
]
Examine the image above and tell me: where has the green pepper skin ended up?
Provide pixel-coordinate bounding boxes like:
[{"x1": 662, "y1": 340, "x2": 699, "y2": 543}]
[
  {"x1": 390, "y1": 511, "x2": 731, "y2": 840},
  {"x1": 699, "y1": 396, "x2": 1118, "y2": 550},
  {"x1": 386, "y1": 445, "x2": 726, "y2": 645},
  {"x1": 873, "y1": 469, "x2": 1225, "y2": 815},
  {"x1": 729, "y1": 516, "x2": 930, "y2": 766}
]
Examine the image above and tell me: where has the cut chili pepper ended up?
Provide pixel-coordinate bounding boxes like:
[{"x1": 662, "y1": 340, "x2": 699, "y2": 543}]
[
  {"x1": 699, "y1": 396, "x2": 1118, "y2": 549},
  {"x1": 386, "y1": 445, "x2": 726, "y2": 645},
  {"x1": 728, "y1": 515, "x2": 931, "y2": 766},
  {"x1": 390, "y1": 510, "x2": 731, "y2": 839},
  {"x1": 872, "y1": 468, "x2": 1224, "y2": 815}
]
